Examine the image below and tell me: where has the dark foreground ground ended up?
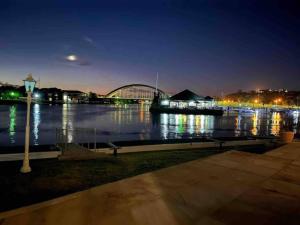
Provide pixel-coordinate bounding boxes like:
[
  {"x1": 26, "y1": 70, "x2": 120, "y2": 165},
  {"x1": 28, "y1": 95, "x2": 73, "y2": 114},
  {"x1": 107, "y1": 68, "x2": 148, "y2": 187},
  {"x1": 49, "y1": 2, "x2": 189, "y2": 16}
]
[{"x1": 0, "y1": 144, "x2": 278, "y2": 212}]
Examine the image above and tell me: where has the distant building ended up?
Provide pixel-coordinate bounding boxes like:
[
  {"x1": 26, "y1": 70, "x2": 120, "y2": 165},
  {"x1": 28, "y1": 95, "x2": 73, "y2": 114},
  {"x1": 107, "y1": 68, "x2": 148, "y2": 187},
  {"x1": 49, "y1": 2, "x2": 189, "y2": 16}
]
[
  {"x1": 160, "y1": 89, "x2": 215, "y2": 109},
  {"x1": 0, "y1": 82, "x2": 19, "y2": 88},
  {"x1": 63, "y1": 90, "x2": 88, "y2": 103},
  {"x1": 40, "y1": 88, "x2": 63, "y2": 102},
  {"x1": 257, "y1": 88, "x2": 288, "y2": 94},
  {"x1": 39, "y1": 88, "x2": 89, "y2": 103}
]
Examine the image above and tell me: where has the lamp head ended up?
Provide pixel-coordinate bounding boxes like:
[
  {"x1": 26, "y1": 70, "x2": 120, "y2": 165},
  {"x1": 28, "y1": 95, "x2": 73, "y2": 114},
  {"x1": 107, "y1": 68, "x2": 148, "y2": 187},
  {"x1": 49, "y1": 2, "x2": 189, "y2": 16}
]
[{"x1": 23, "y1": 74, "x2": 36, "y2": 93}]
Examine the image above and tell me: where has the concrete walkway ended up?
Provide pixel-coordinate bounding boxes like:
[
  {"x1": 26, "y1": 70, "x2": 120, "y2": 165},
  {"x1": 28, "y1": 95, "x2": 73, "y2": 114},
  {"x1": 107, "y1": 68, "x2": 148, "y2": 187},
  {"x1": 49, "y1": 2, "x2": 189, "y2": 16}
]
[
  {"x1": 1, "y1": 143, "x2": 300, "y2": 224},
  {"x1": 0, "y1": 151, "x2": 60, "y2": 161}
]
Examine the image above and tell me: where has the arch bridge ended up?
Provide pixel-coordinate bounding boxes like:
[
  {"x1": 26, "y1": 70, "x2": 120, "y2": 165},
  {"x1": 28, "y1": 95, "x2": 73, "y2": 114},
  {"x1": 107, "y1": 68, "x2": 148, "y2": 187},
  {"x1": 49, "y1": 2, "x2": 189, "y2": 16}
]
[{"x1": 106, "y1": 84, "x2": 168, "y2": 100}]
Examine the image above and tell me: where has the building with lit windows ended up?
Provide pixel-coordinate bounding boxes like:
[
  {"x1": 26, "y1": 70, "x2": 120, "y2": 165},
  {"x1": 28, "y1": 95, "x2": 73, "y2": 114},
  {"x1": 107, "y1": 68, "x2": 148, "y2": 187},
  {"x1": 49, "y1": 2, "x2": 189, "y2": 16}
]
[
  {"x1": 150, "y1": 89, "x2": 223, "y2": 115},
  {"x1": 63, "y1": 90, "x2": 89, "y2": 103},
  {"x1": 160, "y1": 89, "x2": 215, "y2": 109}
]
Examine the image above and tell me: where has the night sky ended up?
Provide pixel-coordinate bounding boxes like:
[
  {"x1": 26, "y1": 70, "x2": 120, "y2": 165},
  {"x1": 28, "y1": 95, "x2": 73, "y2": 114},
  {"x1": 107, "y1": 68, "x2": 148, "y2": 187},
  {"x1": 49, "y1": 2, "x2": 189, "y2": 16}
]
[{"x1": 0, "y1": 0, "x2": 299, "y2": 96}]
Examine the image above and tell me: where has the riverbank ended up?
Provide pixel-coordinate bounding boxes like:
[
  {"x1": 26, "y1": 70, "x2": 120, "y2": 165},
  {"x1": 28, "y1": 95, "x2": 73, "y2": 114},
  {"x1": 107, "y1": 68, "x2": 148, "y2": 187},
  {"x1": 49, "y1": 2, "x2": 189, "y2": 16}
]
[
  {"x1": 0, "y1": 143, "x2": 279, "y2": 212},
  {"x1": 0, "y1": 136, "x2": 275, "y2": 154},
  {"x1": 0, "y1": 99, "x2": 143, "y2": 105},
  {"x1": 2, "y1": 99, "x2": 300, "y2": 109}
]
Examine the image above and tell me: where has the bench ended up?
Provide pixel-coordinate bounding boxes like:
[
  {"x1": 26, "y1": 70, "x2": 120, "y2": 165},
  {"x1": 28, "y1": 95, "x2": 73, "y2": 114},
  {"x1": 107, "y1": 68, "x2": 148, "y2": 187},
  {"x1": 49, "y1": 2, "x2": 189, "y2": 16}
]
[{"x1": 208, "y1": 138, "x2": 226, "y2": 150}]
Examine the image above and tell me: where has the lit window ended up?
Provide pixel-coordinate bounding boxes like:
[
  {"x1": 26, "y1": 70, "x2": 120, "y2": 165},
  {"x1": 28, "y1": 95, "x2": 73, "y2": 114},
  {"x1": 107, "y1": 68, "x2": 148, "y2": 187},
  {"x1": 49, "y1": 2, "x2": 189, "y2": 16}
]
[
  {"x1": 189, "y1": 101, "x2": 196, "y2": 107},
  {"x1": 161, "y1": 100, "x2": 170, "y2": 106}
]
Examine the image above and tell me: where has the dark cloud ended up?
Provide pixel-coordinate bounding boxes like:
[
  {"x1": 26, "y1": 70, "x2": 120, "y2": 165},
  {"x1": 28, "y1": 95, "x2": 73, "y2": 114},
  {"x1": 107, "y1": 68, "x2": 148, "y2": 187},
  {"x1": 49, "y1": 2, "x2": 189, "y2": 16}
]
[
  {"x1": 83, "y1": 36, "x2": 94, "y2": 44},
  {"x1": 78, "y1": 60, "x2": 91, "y2": 66}
]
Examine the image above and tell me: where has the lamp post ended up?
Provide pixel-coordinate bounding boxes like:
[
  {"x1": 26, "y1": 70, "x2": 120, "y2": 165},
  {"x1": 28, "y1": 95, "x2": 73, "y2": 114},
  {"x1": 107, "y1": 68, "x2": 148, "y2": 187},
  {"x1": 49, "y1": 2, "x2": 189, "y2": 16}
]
[
  {"x1": 253, "y1": 99, "x2": 258, "y2": 108},
  {"x1": 274, "y1": 99, "x2": 278, "y2": 109},
  {"x1": 20, "y1": 74, "x2": 36, "y2": 173}
]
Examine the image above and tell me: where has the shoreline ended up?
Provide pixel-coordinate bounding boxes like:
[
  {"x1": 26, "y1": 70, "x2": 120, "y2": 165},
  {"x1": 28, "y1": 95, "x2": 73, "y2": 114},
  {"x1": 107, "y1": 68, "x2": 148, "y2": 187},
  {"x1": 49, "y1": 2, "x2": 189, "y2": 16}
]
[
  {"x1": 1, "y1": 100, "x2": 300, "y2": 109},
  {"x1": 0, "y1": 136, "x2": 276, "y2": 154}
]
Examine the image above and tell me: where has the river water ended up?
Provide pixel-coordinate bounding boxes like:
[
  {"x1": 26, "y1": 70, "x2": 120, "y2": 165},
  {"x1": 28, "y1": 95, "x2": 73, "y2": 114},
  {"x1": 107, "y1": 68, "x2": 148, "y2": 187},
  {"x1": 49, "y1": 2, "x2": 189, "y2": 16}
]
[{"x1": 0, "y1": 104, "x2": 299, "y2": 146}]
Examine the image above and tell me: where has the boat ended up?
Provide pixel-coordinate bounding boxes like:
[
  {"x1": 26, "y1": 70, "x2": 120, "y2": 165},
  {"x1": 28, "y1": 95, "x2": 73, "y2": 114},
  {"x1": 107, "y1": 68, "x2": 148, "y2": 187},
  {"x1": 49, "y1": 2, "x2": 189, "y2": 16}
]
[{"x1": 150, "y1": 89, "x2": 224, "y2": 116}]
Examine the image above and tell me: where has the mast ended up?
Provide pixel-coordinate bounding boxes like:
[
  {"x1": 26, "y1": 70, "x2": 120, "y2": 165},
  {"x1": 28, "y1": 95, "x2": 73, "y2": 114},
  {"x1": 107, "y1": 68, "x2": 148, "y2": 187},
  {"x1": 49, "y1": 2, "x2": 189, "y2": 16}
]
[{"x1": 155, "y1": 72, "x2": 159, "y2": 94}]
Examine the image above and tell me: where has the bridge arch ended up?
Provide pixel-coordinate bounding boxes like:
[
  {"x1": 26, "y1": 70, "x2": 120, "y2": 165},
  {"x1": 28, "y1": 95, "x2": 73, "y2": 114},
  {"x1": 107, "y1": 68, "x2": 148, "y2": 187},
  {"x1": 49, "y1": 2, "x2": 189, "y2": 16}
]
[{"x1": 106, "y1": 84, "x2": 168, "y2": 100}]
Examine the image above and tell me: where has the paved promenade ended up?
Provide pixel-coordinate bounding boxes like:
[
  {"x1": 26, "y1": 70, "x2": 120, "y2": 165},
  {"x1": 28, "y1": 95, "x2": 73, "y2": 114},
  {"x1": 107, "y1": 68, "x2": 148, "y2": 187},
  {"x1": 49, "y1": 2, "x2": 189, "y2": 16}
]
[{"x1": 1, "y1": 143, "x2": 300, "y2": 224}]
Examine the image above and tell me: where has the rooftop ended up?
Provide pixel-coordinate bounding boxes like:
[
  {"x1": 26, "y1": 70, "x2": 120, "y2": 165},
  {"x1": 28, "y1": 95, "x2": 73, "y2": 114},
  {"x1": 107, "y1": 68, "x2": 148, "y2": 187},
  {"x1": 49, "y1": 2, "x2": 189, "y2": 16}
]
[{"x1": 170, "y1": 89, "x2": 205, "y2": 101}]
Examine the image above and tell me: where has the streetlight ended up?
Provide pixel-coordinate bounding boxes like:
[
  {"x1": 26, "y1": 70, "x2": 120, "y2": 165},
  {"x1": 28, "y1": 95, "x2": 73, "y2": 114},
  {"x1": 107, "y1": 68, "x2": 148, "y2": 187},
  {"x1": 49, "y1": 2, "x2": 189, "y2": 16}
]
[
  {"x1": 277, "y1": 98, "x2": 282, "y2": 104},
  {"x1": 274, "y1": 99, "x2": 279, "y2": 109},
  {"x1": 20, "y1": 74, "x2": 36, "y2": 173},
  {"x1": 253, "y1": 99, "x2": 258, "y2": 108}
]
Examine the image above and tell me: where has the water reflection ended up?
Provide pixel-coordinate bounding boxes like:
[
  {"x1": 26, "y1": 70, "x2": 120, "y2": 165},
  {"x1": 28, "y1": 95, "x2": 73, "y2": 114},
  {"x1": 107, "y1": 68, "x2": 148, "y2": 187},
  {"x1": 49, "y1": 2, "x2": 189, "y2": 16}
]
[
  {"x1": 201, "y1": 115, "x2": 214, "y2": 135},
  {"x1": 271, "y1": 112, "x2": 281, "y2": 136},
  {"x1": 159, "y1": 113, "x2": 215, "y2": 139},
  {"x1": 139, "y1": 104, "x2": 150, "y2": 124},
  {"x1": 188, "y1": 115, "x2": 194, "y2": 134},
  {"x1": 292, "y1": 111, "x2": 299, "y2": 133},
  {"x1": 235, "y1": 115, "x2": 242, "y2": 136},
  {"x1": 156, "y1": 110, "x2": 297, "y2": 139},
  {"x1": 9, "y1": 105, "x2": 16, "y2": 144},
  {"x1": 62, "y1": 104, "x2": 74, "y2": 143},
  {"x1": 139, "y1": 105, "x2": 144, "y2": 123},
  {"x1": 33, "y1": 104, "x2": 41, "y2": 145},
  {"x1": 161, "y1": 113, "x2": 168, "y2": 139},
  {"x1": 1, "y1": 105, "x2": 300, "y2": 147},
  {"x1": 251, "y1": 110, "x2": 259, "y2": 136}
]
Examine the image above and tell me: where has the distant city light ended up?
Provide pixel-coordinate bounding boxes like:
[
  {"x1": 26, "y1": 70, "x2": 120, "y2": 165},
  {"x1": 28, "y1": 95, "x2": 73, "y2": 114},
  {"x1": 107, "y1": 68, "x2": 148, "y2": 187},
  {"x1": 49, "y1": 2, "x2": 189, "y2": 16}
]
[
  {"x1": 274, "y1": 98, "x2": 282, "y2": 104},
  {"x1": 66, "y1": 55, "x2": 77, "y2": 61},
  {"x1": 34, "y1": 93, "x2": 40, "y2": 98},
  {"x1": 8, "y1": 91, "x2": 20, "y2": 98}
]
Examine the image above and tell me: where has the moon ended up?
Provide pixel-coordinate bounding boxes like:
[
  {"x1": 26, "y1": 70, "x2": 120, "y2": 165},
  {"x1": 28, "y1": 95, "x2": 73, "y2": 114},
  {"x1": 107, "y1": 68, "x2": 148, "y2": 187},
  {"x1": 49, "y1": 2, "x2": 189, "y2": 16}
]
[{"x1": 66, "y1": 54, "x2": 77, "y2": 61}]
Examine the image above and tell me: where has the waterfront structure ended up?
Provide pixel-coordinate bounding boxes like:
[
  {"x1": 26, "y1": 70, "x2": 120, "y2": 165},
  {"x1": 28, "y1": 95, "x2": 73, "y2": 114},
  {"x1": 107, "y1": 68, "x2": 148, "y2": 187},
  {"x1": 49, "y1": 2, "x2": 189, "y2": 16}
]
[
  {"x1": 63, "y1": 90, "x2": 89, "y2": 103},
  {"x1": 106, "y1": 84, "x2": 168, "y2": 100},
  {"x1": 166, "y1": 89, "x2": 215, "y2": 109},
  {"x1": 40, "y1": 88, "x2": 63, "y2": 103},
  {"x1": 150, "y1": 89, "x2": 223, "y2": 115}
]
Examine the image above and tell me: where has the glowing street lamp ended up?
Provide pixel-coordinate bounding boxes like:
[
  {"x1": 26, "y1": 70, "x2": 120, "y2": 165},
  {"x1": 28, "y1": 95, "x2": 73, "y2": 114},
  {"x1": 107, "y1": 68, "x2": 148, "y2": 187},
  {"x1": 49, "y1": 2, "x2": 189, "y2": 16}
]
[
  {"x1": 277, "y1": 98, "x2": 282, "y2": 103},
  {"x1": 253, "y1": 99, "x2": 259, "y2": 108},
  {"x1": 20, "y1": 74, "x2": 36, "y2": 173}
]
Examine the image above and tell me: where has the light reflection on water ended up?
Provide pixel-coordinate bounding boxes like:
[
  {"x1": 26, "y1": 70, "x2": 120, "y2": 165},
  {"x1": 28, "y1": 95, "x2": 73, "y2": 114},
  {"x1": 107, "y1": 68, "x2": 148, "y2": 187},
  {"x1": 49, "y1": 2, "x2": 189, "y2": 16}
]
[
  {"x1": 33, "y1": 104, "x2": 41, "y2": 145},
  {"x1": 9, "y1": 105, "x2": 16, "y2": 144},
  {"x1": 271, "y1": 112, "x2": 281, "y2": 136},
  {"x1": 0, "y1": 104, "x2": 299, "y2": 146},
  {"x1": 251, "y1": 110, "x2": 259, "y2": 136},
  {"x1": 293, "y1": 111, "x2": 299, "y2": 133},
  {"x1": 62, "y1": 104, "x2": 74, "y2": 143}
]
